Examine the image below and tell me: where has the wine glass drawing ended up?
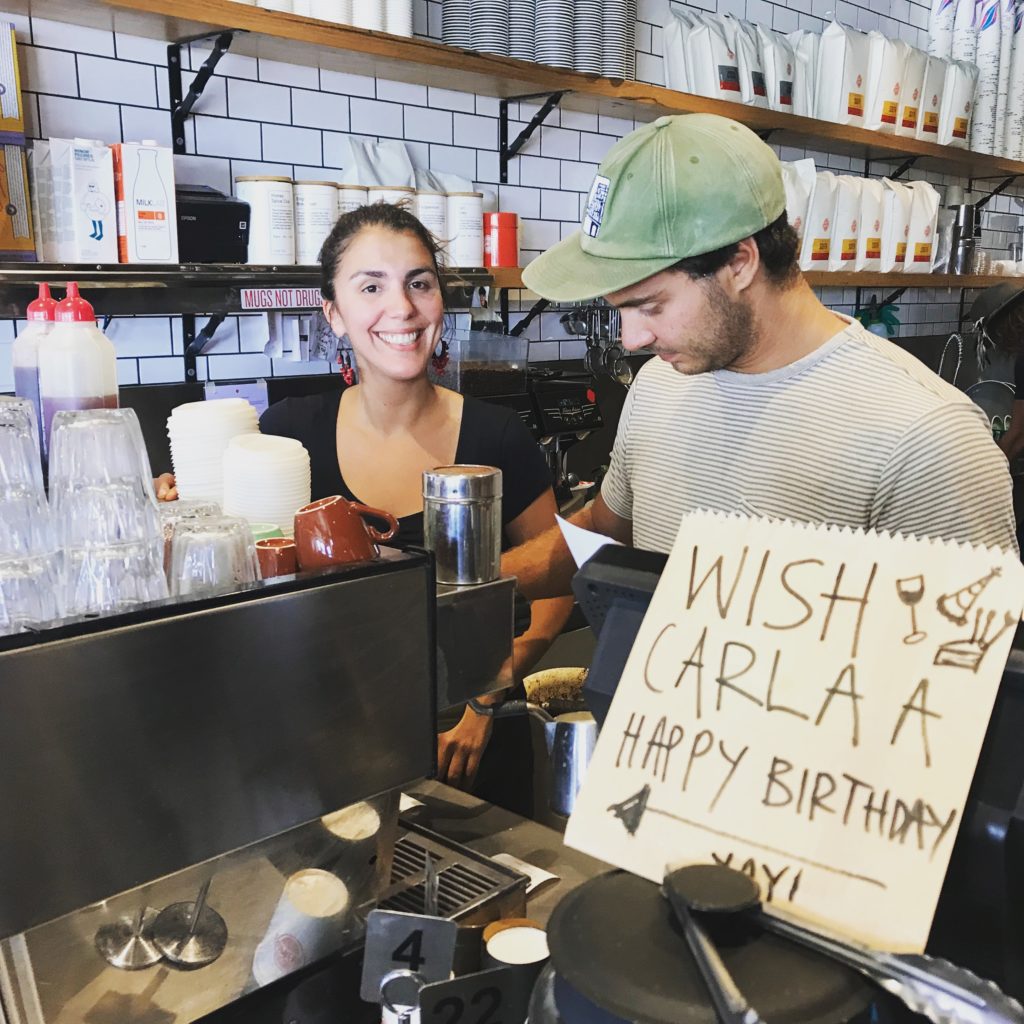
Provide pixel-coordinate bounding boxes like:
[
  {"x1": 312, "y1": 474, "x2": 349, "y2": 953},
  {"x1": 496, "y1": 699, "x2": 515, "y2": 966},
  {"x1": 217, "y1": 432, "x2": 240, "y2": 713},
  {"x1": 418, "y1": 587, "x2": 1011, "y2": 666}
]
[{"x1": 897, "y1": 575, "x2": 927, "y2": 644}]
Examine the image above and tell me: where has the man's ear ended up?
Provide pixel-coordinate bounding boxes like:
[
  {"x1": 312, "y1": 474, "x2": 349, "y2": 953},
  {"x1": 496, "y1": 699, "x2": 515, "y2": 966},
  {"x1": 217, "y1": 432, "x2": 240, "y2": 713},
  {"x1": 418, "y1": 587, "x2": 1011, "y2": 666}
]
[{"x1": 722, "y1": 236, "x2": 760, "y2": 295}]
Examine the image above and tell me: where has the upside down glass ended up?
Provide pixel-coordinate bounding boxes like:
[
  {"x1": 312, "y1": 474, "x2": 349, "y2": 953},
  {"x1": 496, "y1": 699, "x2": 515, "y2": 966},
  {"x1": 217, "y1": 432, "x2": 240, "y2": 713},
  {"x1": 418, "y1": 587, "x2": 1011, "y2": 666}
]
[{"x1": 167, "y1": 516, "x2": 261, "y2": 598}]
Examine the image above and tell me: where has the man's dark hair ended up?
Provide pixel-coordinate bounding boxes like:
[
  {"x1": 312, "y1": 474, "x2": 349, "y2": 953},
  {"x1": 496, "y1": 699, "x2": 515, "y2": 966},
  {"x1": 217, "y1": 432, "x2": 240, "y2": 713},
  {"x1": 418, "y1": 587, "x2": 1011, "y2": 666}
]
[{"x1": 669, "y1": 212, "x2": 800, "y2": 287}]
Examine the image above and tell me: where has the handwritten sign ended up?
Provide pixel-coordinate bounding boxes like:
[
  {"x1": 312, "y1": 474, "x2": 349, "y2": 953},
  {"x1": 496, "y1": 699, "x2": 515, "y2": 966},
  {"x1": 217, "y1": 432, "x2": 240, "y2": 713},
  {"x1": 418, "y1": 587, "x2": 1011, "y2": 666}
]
[
  {"x1": 565, "y1": 512, "x2": 1024, "y2": 952},
  {"x1": 240, "y1": 286, "x2": 322, "y2": 311}
]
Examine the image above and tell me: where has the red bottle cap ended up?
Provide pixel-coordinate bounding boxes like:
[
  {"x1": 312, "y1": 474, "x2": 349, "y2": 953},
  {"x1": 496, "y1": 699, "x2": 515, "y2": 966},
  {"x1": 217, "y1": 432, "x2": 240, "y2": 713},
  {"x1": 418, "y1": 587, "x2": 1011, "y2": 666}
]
[
  {"x1": 26, "y1": 282, "x2": 57, "y2": 323},
  {"x1": 56, "y1": 282, "x2": 96, "y2": 324}
]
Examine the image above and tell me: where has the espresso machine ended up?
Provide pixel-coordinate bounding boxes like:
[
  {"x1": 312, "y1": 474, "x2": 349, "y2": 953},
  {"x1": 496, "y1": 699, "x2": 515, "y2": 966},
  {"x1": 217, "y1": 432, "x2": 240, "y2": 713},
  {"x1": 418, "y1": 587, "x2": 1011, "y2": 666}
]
[{"x1": 0, "y1": 553, "x2": 526, "y2": 1024}]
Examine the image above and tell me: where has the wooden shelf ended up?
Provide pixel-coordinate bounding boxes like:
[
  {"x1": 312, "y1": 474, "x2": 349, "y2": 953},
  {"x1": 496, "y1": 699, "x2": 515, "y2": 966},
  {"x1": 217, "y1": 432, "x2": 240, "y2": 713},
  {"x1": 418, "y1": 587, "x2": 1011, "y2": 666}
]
[
  {"x1": 492, "y1": 269, "x2": 1014, "y2": 293},
  {"x1": 9, "y1": 0, "x2": 1024, "y2": 181}
]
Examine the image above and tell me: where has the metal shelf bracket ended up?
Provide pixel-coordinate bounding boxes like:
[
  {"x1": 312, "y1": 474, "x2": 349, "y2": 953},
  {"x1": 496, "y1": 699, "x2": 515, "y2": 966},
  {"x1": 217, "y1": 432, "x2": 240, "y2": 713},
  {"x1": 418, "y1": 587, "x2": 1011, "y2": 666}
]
[
  {"x1": 168, "y1": 31, "x2": 238, "y2": 156},
  {"x1": 499, "y1": 90, "x2": 570, "y2": 184},
  {"x1": 509, "y1": 298, "x2": 550, "y2": 337},
  {"x1": 182, "y1": 312, "x2": 228, "y2": 381},
  {"x1": 968, "y1": 174, "x2": 1020, "y2": 209}
]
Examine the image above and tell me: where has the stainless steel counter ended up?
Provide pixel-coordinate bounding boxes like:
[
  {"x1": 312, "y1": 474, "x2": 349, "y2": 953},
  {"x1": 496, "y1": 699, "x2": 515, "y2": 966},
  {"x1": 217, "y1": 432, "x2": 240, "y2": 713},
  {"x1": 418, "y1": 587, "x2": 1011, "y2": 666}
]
[{"x1": 405, "y1": 781, "x2": 611, "y2": 926}]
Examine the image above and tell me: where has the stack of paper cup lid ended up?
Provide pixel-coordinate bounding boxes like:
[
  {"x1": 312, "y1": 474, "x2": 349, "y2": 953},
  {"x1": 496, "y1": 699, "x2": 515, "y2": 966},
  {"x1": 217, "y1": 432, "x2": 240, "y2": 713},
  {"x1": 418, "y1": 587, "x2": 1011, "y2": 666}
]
[
  {"x1": 385, "y1": 0, "x2": 413, "y2": 36},
  {"x1": 509, "y1": 0, "x2": 536, "y2": 60},
  {"x1": 535, "y1": 0, "x2": 575, "y2": 69},
  {"x1": 222, "y1": 434, "x2": 311, "y2": 538},
  {"x1": 167, "y1": 399, "x2": 259, "y2": 505},
  {"x1": 351, "y1": 0, "x2": 384, "y2": 30},
  {"x1": 470, "y1": 0, "x2": 510, "y2": 55},
  {"x1": 309, "y1": 0, "x2": 352, "y2": 22},
  {"x1": 600, "y1": 0, "x2": 636, "y2": 79},
  {"x1": 442, "y1": 0, "x2": 472, "y2": 47},
  {"x1": 574, "y1": 0, "x2": 604, "y2": 74}
]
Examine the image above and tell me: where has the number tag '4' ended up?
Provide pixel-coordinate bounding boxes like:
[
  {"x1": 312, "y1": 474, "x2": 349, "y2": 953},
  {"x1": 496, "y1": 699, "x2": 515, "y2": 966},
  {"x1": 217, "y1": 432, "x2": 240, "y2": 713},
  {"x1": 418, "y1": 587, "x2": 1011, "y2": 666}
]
[{"x1": 360, "y1": 910, "x2": 458, "y2": 1003}]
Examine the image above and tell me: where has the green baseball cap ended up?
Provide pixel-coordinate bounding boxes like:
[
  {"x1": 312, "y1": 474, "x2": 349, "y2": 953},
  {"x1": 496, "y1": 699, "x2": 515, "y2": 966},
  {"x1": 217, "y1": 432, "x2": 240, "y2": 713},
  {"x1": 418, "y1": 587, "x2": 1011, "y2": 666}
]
[{"x1": 522, "y1": 113, "x2": 787, "y2": 303}]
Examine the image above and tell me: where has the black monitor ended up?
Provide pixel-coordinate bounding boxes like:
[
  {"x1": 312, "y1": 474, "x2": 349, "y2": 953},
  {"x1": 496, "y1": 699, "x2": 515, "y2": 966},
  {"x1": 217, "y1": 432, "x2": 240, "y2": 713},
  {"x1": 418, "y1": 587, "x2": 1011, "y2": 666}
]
[{"x1": 572, "y1": 545, "x2": 1024, "y2": 996}]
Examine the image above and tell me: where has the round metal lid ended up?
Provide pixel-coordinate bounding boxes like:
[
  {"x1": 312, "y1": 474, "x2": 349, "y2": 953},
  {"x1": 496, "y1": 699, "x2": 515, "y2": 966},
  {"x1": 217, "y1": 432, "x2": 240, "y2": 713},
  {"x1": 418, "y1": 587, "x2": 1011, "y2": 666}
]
[
  {"x1": 546, "y1": 871, "x2": 874, "y2": 1024},
  {"x1": 423, "y1": 464, "x2": 502, "y2": 501}
]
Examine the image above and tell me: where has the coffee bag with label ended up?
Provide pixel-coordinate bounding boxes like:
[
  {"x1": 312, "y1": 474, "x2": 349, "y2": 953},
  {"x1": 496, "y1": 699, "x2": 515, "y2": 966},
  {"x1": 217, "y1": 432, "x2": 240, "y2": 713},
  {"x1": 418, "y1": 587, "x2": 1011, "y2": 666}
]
[
  {"x1": 724, "y1": 16, "x2": 769, "y2": 107},
  {"x1": 757, "y1": 26, "x2": 796, "y2": 111},
  {"x1": 799, "y1": 171, "x2": 838, "y2": 272},
  {"x1": 829, "y1": 176, "x2": 862, "y2": 272},
  {"x1": 684, "y1": 13, "x2": 742, "y2": 100},
  {"x1": 815, "y1": 20, "x2": 871, "y2": 126},
  {"x1": 904, "y1": 181, "x2": 940, "y2": 274},
  {"x1": 856, "y1": 178, "x2": 885, "y2": 272},
  {"x1": 939, "y1": 58, "x2": 979, "y2": 147},
  {"x1": 897, "y1": 44, "x2": 930, "y2": 137},
  {"x1": 881, "y1": 178, "x2": 913, "y2": 273},
  {"x1": 865, "y1": 32, "x2": 908, "y2": 132},
  {"x1": 916, "y1": 55, "x2": 948, "y2": 138},
  {"x1": 781, "y1": 158, "x2": 817, "y2": 244},
  {"x1": 788, "y1": 29, "x2": 819, "y2": 117},
  {"x1": 663, "y1": 7, "x2": 695, "y2": 93}
]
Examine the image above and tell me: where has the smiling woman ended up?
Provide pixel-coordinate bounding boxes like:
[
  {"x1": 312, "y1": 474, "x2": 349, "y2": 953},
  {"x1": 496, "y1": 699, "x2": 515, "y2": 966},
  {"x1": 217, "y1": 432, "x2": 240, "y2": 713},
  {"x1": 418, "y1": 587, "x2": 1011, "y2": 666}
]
[{"x1": 254, "y1": 202, "x2": 574, "y2": 812}]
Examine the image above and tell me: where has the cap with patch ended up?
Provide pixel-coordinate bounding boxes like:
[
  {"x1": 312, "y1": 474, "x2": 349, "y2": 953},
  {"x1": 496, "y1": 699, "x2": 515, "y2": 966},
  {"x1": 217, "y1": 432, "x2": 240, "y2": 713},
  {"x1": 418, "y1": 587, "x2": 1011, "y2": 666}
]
[{"x1": 521, "y1": 113, "x2": 787, "y2": 303}]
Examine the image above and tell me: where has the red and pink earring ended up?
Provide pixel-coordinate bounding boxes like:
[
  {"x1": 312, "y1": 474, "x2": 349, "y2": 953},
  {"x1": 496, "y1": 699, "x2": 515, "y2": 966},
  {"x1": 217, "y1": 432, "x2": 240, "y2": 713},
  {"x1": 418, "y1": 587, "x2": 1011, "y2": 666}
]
[{"x1": 431, "y1": 337, "x2": 450, "y2": 374}]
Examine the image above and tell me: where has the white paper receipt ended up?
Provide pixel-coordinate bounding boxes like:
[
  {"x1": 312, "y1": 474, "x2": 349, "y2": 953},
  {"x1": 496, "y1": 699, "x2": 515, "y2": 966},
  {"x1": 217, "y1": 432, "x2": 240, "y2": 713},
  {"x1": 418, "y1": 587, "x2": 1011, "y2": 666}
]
[
  {"x1": 556, "y1": 515, "x2": 622, "y2": 568},
  {"x1": 565, "y1": 511, "x2": 1024, "y2": 953}
]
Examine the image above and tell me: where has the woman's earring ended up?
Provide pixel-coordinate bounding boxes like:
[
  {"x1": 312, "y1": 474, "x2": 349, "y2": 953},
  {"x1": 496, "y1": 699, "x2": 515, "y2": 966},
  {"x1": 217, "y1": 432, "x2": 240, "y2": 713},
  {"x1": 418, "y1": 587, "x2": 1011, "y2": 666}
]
[{"x1": 431, "y1": 336, "x2": 450, "y2": 374}]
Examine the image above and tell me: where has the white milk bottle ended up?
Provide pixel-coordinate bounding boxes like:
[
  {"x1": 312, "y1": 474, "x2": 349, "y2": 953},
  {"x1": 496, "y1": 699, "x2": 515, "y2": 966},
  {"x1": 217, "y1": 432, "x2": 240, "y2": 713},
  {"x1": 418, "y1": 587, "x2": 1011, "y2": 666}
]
[
  {"x1": 12, "y1": 283, "x2": 57, "y2": 447},
  {"x1": 37, "y1": 282, "x2": 118, "y2": 456}
]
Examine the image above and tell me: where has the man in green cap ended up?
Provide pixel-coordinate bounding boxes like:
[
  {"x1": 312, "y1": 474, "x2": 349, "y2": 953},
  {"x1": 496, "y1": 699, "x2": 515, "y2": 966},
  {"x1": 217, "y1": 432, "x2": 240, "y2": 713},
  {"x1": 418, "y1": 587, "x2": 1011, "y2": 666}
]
[{"x1": 503, "y1": 113, "x2": 1018, "y2": 598}]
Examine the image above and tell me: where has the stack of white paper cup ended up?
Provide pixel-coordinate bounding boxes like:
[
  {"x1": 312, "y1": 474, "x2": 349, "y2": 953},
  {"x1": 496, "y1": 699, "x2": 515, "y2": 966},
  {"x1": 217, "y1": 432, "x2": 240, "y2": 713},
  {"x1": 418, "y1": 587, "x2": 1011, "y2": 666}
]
[
  {"x1": 385, "y1": 0, "x2": 413, "y2": 36},
  {"x1": 471, "y1": 0, "x2": 509, "y2": 55},
  {"x1": 351, "y1": 0, "x2": 384, "y2": 30},
  {"x1": 442, "y1": 0, "x2": 472, "y2": 47},
  {"x1": 574, "y1": 0, "x2": 603, "y2": 73},
  {"x1": 536, "y1": 0, "x2": 575, "y2": 68},
  {"x1": 258, "y1": 0, "x2": 294, "y2": 10}
]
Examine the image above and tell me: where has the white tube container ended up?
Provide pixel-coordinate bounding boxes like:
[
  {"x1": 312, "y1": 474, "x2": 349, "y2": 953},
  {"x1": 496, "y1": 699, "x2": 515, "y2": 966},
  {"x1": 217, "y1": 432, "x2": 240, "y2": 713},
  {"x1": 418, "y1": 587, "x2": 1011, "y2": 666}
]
[
  {"x1": 337, "y1": 184, "x2": 369, "y2": 213},
  {"x1": 414, "y1": 191, "x2": 448, "y2": 239},
  {"x1": 235, "y1": 176, "x2": 296, "y2": 265},
  {"x1": 367, "y1": 185, "x2": 415, "y2": 206},
  {"x1": 310, "y1": 0, "x2": 352, "y2": 22},
  {"x1": 385, "y1": 0, "x2": 413, "y2": 36},
  {"x1": 294, "y1": 180, "x2": 340, "y2": 265},
  {"x1": 446, "y1": 191, "x2": 484, "y2": 267}
]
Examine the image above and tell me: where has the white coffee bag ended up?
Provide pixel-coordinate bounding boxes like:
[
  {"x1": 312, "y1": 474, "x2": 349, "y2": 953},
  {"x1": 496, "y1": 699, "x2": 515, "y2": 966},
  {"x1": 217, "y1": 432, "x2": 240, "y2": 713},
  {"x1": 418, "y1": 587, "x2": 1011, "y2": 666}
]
[
  {"x1": 829, "y1": 176, "x2": 862, "y2": 272},
  {"x1": 815, "y1": 21, "x2": 871, "y2": 126},
  {"x1": 685, "y1": 13, "x2": 742, "y2": 100},
  {"x1": 897, "y1": 45, "x2": 930, "y2": 137},
  {"x1": 939, "y1": 59, "x2": 980, "y2": 147},
  {"x1": 663, "y1": 7, "x2": 694, "y2": 93},
  {"x1": 971, "y1": 0, "x2": 1001, "y2": 153},
  {"x1": 929, "y1": 0, "x2": 956, "y2": 58},
  {"x1": 781, "y1": 158, "x2": 817, "y2": 244},
  {"x1": 881, "y1": 178, "x2": 913, "y2": 273},
  {"x1": 757, "y1": 26, "x2": 797, "y2": 111},
  {"x1": 799, "y1": 171, "x2": 838, "y2": 272},
  {"x1": 856, "y1": 178, "x2": 885, "y2": 272},
  {"x1": 865, "y1": 31, "x2": 908, "y2": 132},
  {"x1": 904, "y1": 180, "x2": 940, "y2": 274},
  {"x1": 916, "y1": 55, "x2": 948, "y2": 139},
  {"x1": 788, "y1": 29, "x2": 819, "y2": 117},
  {"x1": 728, "y1": 17, "x2": 769, "y2": 107}
]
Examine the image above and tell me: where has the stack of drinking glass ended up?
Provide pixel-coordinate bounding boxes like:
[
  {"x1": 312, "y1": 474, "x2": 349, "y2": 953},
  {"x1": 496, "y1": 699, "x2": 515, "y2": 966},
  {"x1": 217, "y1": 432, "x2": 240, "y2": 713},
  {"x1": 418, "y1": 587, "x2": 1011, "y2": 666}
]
[
  {"x1": 0, "y1": 397, "x2": 62, "y2": 635},
  {"x1": 48, "y1": 408, "x2": 168, "y2": 618}
]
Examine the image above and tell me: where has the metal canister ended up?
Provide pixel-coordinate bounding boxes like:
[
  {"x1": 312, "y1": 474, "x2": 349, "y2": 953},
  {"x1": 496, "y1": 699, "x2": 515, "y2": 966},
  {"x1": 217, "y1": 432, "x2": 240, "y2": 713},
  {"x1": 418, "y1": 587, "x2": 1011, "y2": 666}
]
[
  {"x1": 949, "y1": 204, "x2": 977, "y2": 274},
  {"x1": 423, "y1": 465, "x2": 502, "y2": 585}
]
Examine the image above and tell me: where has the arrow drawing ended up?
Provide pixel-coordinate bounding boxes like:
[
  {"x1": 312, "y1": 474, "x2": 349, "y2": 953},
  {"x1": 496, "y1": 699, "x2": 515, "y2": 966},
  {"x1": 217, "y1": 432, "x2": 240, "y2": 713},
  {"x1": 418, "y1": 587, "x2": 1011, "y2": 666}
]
[{"x1": 605, "y1": 785, "x2": 886, "y2": 889}]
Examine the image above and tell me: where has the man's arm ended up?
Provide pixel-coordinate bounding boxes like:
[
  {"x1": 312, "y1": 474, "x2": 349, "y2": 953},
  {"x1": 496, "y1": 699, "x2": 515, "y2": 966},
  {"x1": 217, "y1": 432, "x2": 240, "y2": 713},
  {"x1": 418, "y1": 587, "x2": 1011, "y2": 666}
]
[
  {"x1": 999, "y1": 399, "x2": 1024, "y2": 462},
  {"x1": 501, "y1": 491, "x2": 633, "y2": 600}
]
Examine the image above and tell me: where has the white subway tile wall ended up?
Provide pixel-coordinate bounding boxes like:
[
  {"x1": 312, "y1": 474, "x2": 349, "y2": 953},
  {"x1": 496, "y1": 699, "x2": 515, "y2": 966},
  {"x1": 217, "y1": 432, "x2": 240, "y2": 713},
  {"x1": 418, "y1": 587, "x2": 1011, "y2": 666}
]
[{"x1": 3, "y1": 0, "x2": 1020, "y2": 383}]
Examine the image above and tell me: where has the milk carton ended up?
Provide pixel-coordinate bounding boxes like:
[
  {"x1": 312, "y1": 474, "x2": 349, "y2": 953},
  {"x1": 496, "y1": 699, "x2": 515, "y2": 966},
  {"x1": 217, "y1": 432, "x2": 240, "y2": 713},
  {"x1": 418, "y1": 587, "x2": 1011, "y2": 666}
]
[
  {"x1": 112, "y1": 141, "x2": 179, "y2": 264},
  {"x1": 48, "y1": 138, "x2": 118, "y2": 264}
]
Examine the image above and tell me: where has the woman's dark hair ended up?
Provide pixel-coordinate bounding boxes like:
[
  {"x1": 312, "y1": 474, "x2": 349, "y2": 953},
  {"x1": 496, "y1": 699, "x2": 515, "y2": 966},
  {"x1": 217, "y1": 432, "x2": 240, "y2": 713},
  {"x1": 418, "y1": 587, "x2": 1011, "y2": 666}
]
[
  {"x1": 319, "y1": 201, "x2": 445, "y2": 301},
  {"x1": 670, "y1": 212, "x2": 800, "y2": 288}
]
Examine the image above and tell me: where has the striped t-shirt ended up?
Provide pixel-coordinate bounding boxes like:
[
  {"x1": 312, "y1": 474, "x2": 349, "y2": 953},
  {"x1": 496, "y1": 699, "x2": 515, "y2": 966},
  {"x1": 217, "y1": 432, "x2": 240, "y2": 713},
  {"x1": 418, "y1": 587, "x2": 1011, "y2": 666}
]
[{"x1": 602, "y1": 317, "x2": 1019, "y2": 555}]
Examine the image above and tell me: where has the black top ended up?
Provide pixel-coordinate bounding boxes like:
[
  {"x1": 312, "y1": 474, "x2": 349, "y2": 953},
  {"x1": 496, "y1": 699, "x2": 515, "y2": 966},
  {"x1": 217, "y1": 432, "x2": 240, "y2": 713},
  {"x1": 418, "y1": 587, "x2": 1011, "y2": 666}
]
[
  {"x1": 260, "y1": 389, "x2": 552, "y2": 547},
  {"x1": 1016, "y1": 352, "x2": 1024, "y2": 396}
]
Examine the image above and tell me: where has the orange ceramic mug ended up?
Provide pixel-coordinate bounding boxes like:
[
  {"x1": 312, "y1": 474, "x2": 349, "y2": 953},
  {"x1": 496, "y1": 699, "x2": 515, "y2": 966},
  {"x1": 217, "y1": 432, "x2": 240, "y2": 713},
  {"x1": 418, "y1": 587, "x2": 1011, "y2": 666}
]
[
  {"x1": 294, "y1": 495, "x2": 399, "y2": 569},
  {"x1": 256, "y1": 537, "x2": 298, "y2": 578}
]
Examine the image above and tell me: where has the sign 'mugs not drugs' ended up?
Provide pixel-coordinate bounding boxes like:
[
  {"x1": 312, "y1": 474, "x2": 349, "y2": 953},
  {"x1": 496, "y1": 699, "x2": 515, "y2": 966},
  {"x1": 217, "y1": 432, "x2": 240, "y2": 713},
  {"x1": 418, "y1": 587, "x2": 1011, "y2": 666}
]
[{"x1": 565, "y1": 511, "x2": 1024, "y2": 952}]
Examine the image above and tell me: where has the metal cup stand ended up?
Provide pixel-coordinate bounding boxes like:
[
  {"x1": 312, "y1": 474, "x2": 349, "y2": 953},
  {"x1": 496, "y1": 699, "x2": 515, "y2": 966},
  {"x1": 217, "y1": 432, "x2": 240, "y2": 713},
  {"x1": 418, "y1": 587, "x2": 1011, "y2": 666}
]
[
  {"x1": 151, "y1": 878, "x2": 229, "y2": 969},
  {"x1": 94, "y1": 905, "x2": 163, "y2": 970}
]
